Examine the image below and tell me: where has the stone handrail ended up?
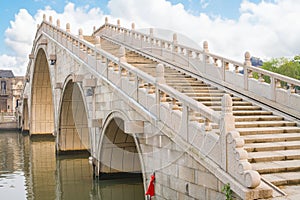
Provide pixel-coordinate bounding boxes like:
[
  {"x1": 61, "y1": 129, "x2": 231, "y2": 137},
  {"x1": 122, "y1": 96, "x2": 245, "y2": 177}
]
[
  {"x1": 32, "y1": 15, "x2": 262, "y2": 191},
  {"x1": 99, "y1": 20, "x2": 300, "y2": 118}
]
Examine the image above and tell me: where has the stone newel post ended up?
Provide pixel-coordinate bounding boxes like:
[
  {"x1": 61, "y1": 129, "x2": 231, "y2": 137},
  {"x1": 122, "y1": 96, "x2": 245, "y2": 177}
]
[
  {"x1": 203, "y1": 41, "x2": 209, "y2": 63},
  {"x1": 78, "y1": 28, "x2": 83, "y2": 40},
  {"x1": 119, "y1": 46, "x2": 126, "y2": 62},
  {"x1": 66, "y1": 23, "x2": 70, "y2": 33},
  {"x1": 156, "y1": 63, "x2": 165, "y2": 84},
  {"x1": 95, "y1": 36, "x2": 101, "y2": 49},
  {"x1": 220, "y1": 94, "x2": 235, "y2": 169},
  {"x1": 56, "y1": 19, "x2": 60, "y2": 28}
]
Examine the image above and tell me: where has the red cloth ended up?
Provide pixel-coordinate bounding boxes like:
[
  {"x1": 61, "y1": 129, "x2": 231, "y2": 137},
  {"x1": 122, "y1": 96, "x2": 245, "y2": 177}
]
[{"x1": 145, "y1": 174, "x2": 155, "y2": 197}]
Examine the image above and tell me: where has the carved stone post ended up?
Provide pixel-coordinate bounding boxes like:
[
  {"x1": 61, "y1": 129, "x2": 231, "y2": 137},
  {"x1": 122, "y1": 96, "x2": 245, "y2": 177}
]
[
  {"x1": 56, "y1": 19, "x2": 60, "y2": 28},
  {"x1": 156, "y1": 63, "x2": 165, "y2": 84},
  {"x1": 221, "y1": 94, "x2": 261, "y2": 189},
  {"x1": 119, "y1": 46, "x2": 126, "y2": 63},
  {"x1": 78, "y1": 28, "x2": 83, "y2": 40},
  {"x1": 203, "y1": 41, "x2": 209, "y2": 64},
  {"x1": 66, "y1": 23, "x2": 70, "y2": 33},
  {"x1": 220, "y1": 94, "x2": 235, "y2": 170},
  {"x1": 95, "y1": 36, "x2": 101, "y2": 49},
  {"x1": 244, "y1": 51, "x2": 251, "y2": 90}
]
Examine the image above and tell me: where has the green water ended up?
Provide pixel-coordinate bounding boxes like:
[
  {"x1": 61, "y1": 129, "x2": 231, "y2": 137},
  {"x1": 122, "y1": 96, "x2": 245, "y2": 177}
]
[{"x1": 0, "y1": 131, "x2": 144, "y2": 200}]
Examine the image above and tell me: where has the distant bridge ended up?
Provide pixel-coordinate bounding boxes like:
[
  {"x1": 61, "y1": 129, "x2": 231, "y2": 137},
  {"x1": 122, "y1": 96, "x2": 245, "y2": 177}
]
[{"x1": 20, "y1": 14, "x2": 300, "y2": 199}]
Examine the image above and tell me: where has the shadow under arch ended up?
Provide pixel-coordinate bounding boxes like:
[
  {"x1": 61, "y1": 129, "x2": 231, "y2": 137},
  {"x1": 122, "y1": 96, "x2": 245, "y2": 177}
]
[
  {"x1": 96, "y1": 111, "x2": 145, "y2": 191},
  {"x1": 30, "y1": 48, "x2": 54, "y2": 135},
  {"x1": 57, "y1": 80, "x2": 90, "y2": 154}
]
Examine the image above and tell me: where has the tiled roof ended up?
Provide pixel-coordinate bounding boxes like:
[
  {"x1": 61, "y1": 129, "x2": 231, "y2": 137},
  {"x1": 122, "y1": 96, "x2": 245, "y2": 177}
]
[{"x1": 0, "y1": 70, "x2": 15, "y2": 78}]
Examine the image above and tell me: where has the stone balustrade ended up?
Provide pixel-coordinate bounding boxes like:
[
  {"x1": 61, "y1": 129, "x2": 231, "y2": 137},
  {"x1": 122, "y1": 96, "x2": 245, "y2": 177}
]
[{"x1": 96, "y1": 19, "x2": 300, "y2": 119}]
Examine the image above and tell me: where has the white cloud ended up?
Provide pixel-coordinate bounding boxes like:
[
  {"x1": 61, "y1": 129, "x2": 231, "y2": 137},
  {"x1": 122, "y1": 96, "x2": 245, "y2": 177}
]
[
  {"x1": 107, "y1": 0, "x2": 300, "y2": 61},
  {"x1": 2, "y1": 0, "x2": 300, "y2": 76},
  {"x1": 2, "y1": 3, "x2": 106, "y2": 76}
]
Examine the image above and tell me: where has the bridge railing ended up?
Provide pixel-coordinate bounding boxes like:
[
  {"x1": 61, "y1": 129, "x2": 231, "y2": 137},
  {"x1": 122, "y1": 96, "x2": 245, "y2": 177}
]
[
  {"x1": 97, "y1": 20, "x2": 300, "y2": 119},
  {"x1": 35, "y1": 16, "x2": 263, "y2": 191}
]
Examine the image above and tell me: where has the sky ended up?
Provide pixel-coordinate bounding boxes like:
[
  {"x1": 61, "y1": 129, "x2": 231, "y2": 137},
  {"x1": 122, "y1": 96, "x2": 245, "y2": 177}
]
[{"x1": 0, "y1": 0, "x2": 299, "y2": 75}]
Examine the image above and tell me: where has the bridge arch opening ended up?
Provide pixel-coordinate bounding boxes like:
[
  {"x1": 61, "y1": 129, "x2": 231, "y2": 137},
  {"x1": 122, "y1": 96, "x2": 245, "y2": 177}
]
[
  {"x1": 98, "y1": 117, "x2": 143, "y2": 182},
  {"x1": 22, "y1": 98, "x2": 29, "y2": 132},
  {"x1": 30, "y1": 49, "x2": 54, "y2": 135},
  {"x1": 58, "y1": 80, "x2": 90, "y2": 154}
]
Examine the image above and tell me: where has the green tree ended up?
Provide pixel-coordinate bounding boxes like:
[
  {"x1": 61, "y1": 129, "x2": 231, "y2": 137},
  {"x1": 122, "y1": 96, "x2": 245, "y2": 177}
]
[{"x1": 252, "y1": 56, "x2": 300, "y2": 86}]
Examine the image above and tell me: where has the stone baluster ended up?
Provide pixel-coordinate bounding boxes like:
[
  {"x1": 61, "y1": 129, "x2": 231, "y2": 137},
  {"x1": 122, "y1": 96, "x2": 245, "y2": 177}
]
[
  {"x1": 234, "y1": 65, "x2": 239, "y2": 73},
  {"x1": 160, "y1": 91, "x2": 167, "y2": 102},
  {"x1": 156, "y1": 63, "x2": 165, "y2": 84},
  {"x1": 173, "y1": 33, "x2": 178, "y2": 45},
  {"x1": 56, "y1": 19, "x2": 60, "y2": 28},
  {"x1": 275, "y1": 79, "x2": 282, "y2": 88},
  {"x1": 43, "y1": 14, "x2": 46, "y2": 21},
  {"x1": 244, "y1": 51, "x2": 251, "y2": 66},
  {"x1": 171, "y1": 98, "x2": 179, "y2": 110},
  {"x1": 248, "y1": 70, "x2": 253, "y2": 78},
  {"x1": 220, "y1": 94, "x2": 235, "y2": 169},
  {"x1": 49, "y1": 16, "x2": 53, "y2": 24},
  {"x1": 203, "y1": 41, "x2": 209, "y2": 63},
  {"x1": 119, "y1": 46, "x2": 126, "y2": 63},
  {"x1": 66, "y1": 23, "x2": 70, "y2": 33},
  {"x1": 290, "y1": 84, "x2": 296, "y2": 93},
  {"x1": 224, "y1": 62, "x2": 229, "y2": 70},
  {"x1": 105, "y1": 17, "x2": 108, "y2": 24},
  {"x1": 258, "y1": 73, "x2": 265, "y2": 82},
  {"x1": 213, "y1": 58, "x2": 218, "y2": 66},
  {"x1": 149, "y1": 28, "x2": 154, "y2": 38},
  {"x1": 78, "y1": 28, "x2": 83, "y2": 40},
  {"x1": 95, "y1": 36, "x2": 101, "y2": 49}
]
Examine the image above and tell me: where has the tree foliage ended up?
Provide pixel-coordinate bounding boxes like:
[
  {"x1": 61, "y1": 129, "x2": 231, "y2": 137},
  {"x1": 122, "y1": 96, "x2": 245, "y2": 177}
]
[{"x1": 253, "y1": 56, "x2": 300, "y2": 85}]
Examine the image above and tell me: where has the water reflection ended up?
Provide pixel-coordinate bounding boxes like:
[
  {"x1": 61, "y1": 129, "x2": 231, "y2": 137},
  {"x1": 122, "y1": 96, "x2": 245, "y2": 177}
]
[{"x1": 0, "y1": 131, "x2": 144, "y2": 200}]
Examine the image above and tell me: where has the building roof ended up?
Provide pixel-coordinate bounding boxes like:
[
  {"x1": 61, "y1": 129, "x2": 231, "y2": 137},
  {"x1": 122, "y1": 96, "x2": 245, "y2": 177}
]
[{"x1": 0, "y1": 70, "x2": 15, "y2": 78}]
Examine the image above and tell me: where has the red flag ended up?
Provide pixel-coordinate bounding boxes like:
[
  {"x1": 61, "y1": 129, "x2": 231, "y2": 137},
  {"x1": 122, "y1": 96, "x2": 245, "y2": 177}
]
[{"x1": 145, "y1": 174, "x2": 155, "y2": 197}]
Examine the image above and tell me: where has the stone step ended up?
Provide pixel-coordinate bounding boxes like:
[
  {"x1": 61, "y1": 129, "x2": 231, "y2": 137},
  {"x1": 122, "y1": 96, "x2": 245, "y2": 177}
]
[
  {"x1": 244, "y1": 141, "x2": 300, "y2": 152},
  {"x1": 233, "y1": 110, "x2": 273, "y2": 116},
  {"x1": 235, "y1": 115, "x2": 284, "y2": 122},
  {"x1": 242, "y1": 133, "x2": 300, "y2": 143},
  {"x1": 248, "y1": 149, "x2": 300, "y2": 162},
  {"x1": 187, "y1": 93, "x2": 230, "y2": 97},
  {"x1": 191, "y1": 96, "x2": 242, "y2": 102},
  {"x1": 165, "y1": 78, "x2": 198, "y2": 82},
  {"x1": 262, "y1": 172, "x2": 300, "y2": 186},
  {"x1": 236, "y1": 121, "x2": 297, "y2": 128},
  {"x1": 209, "y1": 105, "x2": 262, "y2": 111},
  {"x1": 200, "y1": 101, "x2": 253, "y2": 106},
  {"x1": 177, "y1": 88, "x2": 219, "y2": 93},
  {"x1": 237, "y1": 127, "x2": 300, "y2": 135},
  {"x1": 167, "y1": 82, "x2": 209, "y2": 86},
  {"x1": 173, "y1": 86, "x2": 217, "y2": 90},
  {"x1": 251, "y1": 160, "x2": 300, "y2": 174}
]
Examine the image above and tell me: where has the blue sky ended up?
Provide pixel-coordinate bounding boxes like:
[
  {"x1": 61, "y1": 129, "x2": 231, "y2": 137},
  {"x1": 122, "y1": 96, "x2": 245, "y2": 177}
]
[
  {"x1": 0, "y1": 0, "x2": 262, "y2": 55},
  {"x1": 1, "y1": 0, "x2": 299, "y2": 75}
]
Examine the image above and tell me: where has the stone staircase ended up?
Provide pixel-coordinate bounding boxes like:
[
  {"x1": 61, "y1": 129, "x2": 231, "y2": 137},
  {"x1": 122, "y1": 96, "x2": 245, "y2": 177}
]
[{"x1": 90, "y1": 37, "x2": 300, "y2": 197}]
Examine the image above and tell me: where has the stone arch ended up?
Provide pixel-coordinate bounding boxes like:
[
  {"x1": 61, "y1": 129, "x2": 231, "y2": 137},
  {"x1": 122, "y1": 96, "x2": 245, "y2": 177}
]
[
  {"x1": 22, "y1": 98, "x2": 29, "y2": 132},
  {"x1": 97, "y1": 111, "x2": 145, "y2": 185},
  {"x1": 57, "y1": 79, "x2": 90, "y2": 154},
  {"x1": 30, "y1": 48, "x2": 54, "y2": 134}
]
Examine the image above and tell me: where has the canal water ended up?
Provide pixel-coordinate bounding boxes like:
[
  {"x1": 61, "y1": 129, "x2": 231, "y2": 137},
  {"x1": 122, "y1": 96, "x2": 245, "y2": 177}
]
[{"x1": 0, "y1": 131, "x2": 144, "y2": 200}]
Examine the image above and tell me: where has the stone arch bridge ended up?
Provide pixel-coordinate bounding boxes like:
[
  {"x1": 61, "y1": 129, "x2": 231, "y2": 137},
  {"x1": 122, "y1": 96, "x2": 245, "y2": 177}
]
[{"x1": 19, "y1": 15, "x2": 300, "y2": 199}]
